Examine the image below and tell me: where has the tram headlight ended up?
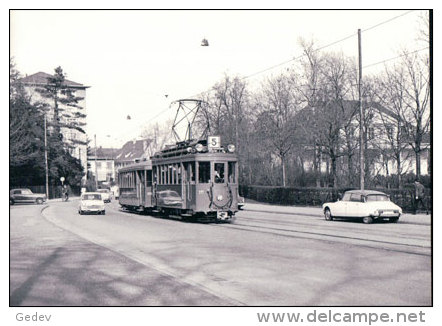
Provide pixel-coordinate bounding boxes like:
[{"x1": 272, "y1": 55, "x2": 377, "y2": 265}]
[
  {"x1": 186, "y1": 147, "x2": 192, "y2": 153},
  {"x1": 217, "y1": 195, "x2": 223, "y2": 201},
  {"x1": 195, "y1": 143, "x2": 203, "y2": 152},
  {"x1": 227, "y1": 144, "x2": 236, "y2": 153}
]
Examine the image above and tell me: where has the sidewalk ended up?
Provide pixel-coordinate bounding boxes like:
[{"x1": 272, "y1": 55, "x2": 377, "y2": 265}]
[{"x1": 243, "y1": 202, "x2": 431, "y2": 225}]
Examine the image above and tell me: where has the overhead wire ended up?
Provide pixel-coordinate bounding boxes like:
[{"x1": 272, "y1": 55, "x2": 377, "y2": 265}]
[{"x1": 153, "y1": 10, "x2": 420, "y2": 121}]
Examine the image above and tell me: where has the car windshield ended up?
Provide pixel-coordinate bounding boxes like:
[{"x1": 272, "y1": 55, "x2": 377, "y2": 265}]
[
  {"x1": 82, "y1": 194, "x2": 102, "y2": 200},
  {"x1": 98, "y1": 189, "x2": 108, "y2": 193},
  {"x1": 366, "y1": 194, "x2": 390, "y2": 202}
]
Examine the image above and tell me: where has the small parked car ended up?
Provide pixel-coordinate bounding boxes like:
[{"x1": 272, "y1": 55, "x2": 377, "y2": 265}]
[
  {"x1": 78, "y1": 192, "x2": 106, "y2": 215},
  {"x1": 157, "y1": 190, "x2": 183, "y2": 207},
  {"x1": 10, "y1": 188, "x2": 47, "y2": 205},
  {"x1": 97, "y1": 189, "x2": 112, "y2": 203},
  {"x1": 322, "y1": 190, "x2": 402, "y2": 224}
]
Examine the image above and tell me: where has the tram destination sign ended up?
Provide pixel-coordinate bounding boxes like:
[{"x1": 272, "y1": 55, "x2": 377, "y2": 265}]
[{"x1": 208, "y1": 136, "x2": 221, "y2": 150}]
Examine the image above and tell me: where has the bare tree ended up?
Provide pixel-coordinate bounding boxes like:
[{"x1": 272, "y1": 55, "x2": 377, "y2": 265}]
[
  {"x1": 297, "y1": 38, "x2": 325, "y2": 187},
  {"x1": 314, "y1": 53, "x2": 358, "y2": 188},
  {"x1": 255, "y1": 73, "x2": 301, "y2": 186},
  {"x1": 140, "y1": 119, "x2": 174, "y2": 157},
  {"x1": 373, "y1": 68, "x2": 412, "y2": 188},
  {"x1": 398, "y1": 50, "x2": 430, "y2": 179}
]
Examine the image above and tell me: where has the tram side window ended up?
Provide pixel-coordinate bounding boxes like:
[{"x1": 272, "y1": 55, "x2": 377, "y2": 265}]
[
  {"x1": 161, "y1": 165, "x2": 166, "y2": 184},
  {"x1": 185, "y1": 162, "x2": 195, "y2": 183},
  {"x1": 153, "y1": 167, "x2": 157, "y2": 184},
  {"x1": 177, "y1": 164, "x2": 182, "y2": 184},
  {"x1": 198, "y1": 162, "x2": 210, "y2": 183},
  {"x1": 147, "y1": 170, "x2": 152, "y2": 186},
  {"x1": 214, "y1": 163, "x2": 225, "y2": 183},
  {"x1": 228, "y1": 162, "x2": 236, "y2": 183}
]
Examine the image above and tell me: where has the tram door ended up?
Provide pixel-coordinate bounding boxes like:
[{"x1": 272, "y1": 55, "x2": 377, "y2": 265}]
[
  {"x1": 183, "y1": 162, "x2": 196, "y2": 209},
  {"x1": 137, "y1": 170, "x2": 146, "y2": 207}
]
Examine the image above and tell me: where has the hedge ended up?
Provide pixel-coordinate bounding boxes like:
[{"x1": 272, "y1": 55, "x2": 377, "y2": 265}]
[{"x1": 239, "y1": 185, "x2": 432, "y2": 213}]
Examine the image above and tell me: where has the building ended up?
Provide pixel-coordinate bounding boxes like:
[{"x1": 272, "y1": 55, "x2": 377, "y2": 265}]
[
  {"x1": 114, "y1": 139, "x2": 152, "y2": 171},
  {"x1": 19, "y1": 71, "x2": 89, "y2": 175},
  {"x1": 298, "y1": 100, "x2": 430, "y2": 177},
  {"x1": 88, "y1": 148, "x2": 117, "y2": 184},
  {"x1": 87, "y1": 139, "x2": 152, "y2": 185}
]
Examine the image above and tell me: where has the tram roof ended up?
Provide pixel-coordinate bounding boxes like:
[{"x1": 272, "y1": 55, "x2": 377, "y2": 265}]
[
  {"x1": 151, "y1": 138, "x2": 237, "y2": 162},
  {"x1": 118, "y1": 160, "x2": 152, "y2": 172}
]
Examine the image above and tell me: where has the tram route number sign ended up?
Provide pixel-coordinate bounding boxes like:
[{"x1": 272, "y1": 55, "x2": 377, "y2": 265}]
[{"x1": 208, "y1": 136, "x2": 221, "y2": 149}]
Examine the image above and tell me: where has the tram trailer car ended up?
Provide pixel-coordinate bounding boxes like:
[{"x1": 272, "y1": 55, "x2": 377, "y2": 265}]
[
  {"x1": 118, "y1": 161, "x2": 153, "y2": 211},
  {"x1": 118, "y1": 137, "x2": 240, "y2": 222}
]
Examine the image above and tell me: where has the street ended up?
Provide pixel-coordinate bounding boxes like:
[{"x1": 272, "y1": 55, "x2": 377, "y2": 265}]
[{"x1": 10, "y1": 199, "x2": 431, "y2": 306}]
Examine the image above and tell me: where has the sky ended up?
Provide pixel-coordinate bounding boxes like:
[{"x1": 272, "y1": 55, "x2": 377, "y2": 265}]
[{"x1": 10, "y1": 9, "x2": 429, "y2": 148}]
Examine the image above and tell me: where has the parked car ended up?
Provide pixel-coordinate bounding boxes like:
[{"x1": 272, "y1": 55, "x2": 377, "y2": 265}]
[
  {"x1": 78, "y1": 192, "x2": 105, "y2": 215},
  {"x1": 9, "y1": 188, "x2": 46, "y2": 205},
  {"x1": 238, "y1": 196, "x2": 245, "y2": 210},
  {"x1": 97, "y1": 189, "x2": 112, "y2": 203},
  {"x1": 157, "y1": 190, "x2": 183, "y2": 207},
  {"x1": 322, "y1": 190, "x2": 402, "y2": 224}
]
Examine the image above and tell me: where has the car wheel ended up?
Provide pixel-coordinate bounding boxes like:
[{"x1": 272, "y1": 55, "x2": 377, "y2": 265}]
[
  {"x1": 36, "y1": 198, "x2": 44, "y2": 205},
  {"x1": 79, "y1": 210, "x2": 83, "y2": 215},
  {"x1": 102, "y1": 210, "x2": 106, "y2": 215},
  {"x1": 362, "y1": 216, "x2": 374, "y2": 224},
  {"x1": 10, "y1": 198, "x2": 15, "y2": 205},
  {"x1": 324, "y1": 208, "x2": 333, "y2": 221},
  {"x1": 390, "y1": 217, "x2": 399, "y2": 223}
]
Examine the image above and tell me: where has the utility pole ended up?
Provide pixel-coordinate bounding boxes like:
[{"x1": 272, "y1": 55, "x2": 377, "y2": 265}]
[
  {"x1": 44, "y1": 115, "x2": 49, "y2": 199},
  {"x1": 358, "y1": 29, "x2": 365, "y2": 191},
  {"x1": 94, "y1": 134, "x2": 98, "y2": 190}
]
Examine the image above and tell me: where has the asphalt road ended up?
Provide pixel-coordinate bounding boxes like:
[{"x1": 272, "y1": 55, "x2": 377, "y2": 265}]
[{"x1": 10, "y1": 199, "x2": 432, "y2": 306}]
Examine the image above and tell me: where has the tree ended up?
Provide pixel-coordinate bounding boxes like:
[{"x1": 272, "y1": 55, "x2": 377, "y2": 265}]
[
  {"x1": 297, "y1": 38, "x2": 325, "y2": 187},
  {"x1": 140, "y1": 120, "x2": 174, "y2": 157},
  {"x1": 313, "y1": 53, "x2": 358, "y2": 188},
  {"x1": 255, "y1": 73, "x2": 300, "y2": 186},
  {"x1": 10, "y1": 59, "x2": 46, "y2": 184},
  {"x1": 396, "y1": 51, "x2": 430, "y2": 179},
  {"x1": 35, "y1": 66, "x2": 87, "y2": 150},
  {"x1": 373, "y1": 68, "x2": 412, "y2": 188}
]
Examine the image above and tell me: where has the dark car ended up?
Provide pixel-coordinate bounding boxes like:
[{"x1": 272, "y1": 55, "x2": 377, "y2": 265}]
[{"x1": 10, "y1": 188, "x2": 47, "y2": 205}]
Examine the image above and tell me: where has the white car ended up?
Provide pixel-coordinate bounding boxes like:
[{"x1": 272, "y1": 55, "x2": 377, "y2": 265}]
[
  {"x1": 79, "y1": 192, "x2": 106, "y2": 215},
  {"x1": 322, "y1": 190, "x2": 402, "y2": 224},
  {"x1": 97, "y1": 189, "x2": 112, "y2": 203}
]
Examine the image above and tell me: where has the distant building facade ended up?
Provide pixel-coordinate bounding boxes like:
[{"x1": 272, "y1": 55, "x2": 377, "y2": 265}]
[
  {"x1": 87, "y1": 139, "x2": 152, "y2": 185},
  {"x1": 299, "y1": 101, "x2": 430, "y2": 177}
]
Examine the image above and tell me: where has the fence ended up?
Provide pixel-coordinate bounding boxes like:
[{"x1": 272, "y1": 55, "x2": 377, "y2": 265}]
[{"x1": 239, "y1": 185, "x2": 432, "y2": 213}]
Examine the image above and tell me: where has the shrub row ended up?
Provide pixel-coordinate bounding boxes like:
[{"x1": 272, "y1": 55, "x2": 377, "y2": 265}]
[{"x1": 239, "y1": 185, "x2": 432, "y2": 213}]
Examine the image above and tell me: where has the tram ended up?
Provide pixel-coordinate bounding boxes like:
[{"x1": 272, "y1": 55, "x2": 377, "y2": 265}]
[{"x1": 118, "y1": 136, "x2": 240, "y2": 222}]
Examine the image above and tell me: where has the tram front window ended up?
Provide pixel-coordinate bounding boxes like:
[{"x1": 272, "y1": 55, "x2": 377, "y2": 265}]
[
  {"x1": 214, "y1": 163, "x2": 225, "y2": 183},
  {"x1": 228, "y1": 162, "x2": 236, "y2": 183},
  {"x1": 198, "y1": 162, "x2": 210, "y2": 183}
]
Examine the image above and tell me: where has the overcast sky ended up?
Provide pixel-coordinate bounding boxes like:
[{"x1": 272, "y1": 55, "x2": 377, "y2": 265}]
[{"x1": 10, "y1": 9, "x2": 428, "y2": 147}]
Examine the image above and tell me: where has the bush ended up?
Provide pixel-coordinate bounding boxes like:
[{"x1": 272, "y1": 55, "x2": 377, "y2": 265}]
[{"x1": 239, "y1": 185, "x2": 431, "y2": 213}]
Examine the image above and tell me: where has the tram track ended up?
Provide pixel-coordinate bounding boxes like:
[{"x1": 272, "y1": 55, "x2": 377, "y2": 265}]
[
  {"x1": 212, "y1": 219, "x2": 431, "y2": 257},
  {"x1": 113, "y1": 204, "x2": 431, "y2": 256},
  {"x1": 238, "y1": 215, "x2": 430, "y2": 240}
]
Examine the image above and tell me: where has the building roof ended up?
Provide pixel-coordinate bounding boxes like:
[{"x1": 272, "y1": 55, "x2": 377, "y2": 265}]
[
  {"x1": 19, "y1": 72, "x2": 89, "y2": 89},
  {"x1": 115, "y1": 139, "x2": 152, "y2": 162},
  {"x1": 93, "y1": 147, "x2": 118, "y2": 160}
]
